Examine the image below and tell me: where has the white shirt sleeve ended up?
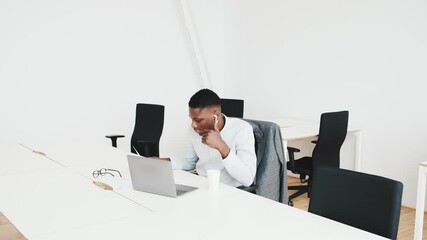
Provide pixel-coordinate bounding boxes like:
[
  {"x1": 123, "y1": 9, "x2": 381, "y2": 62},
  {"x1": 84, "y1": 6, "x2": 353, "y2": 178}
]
[{"x1": 221, "y1": 123, "x2": 257, "y2": 187}]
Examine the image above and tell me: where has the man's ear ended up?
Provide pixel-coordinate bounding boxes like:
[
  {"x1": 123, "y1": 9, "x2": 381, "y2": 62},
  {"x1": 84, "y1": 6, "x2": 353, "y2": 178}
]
[{"x1": 213, "y1": 110, "x2": 220, "y2": 118}]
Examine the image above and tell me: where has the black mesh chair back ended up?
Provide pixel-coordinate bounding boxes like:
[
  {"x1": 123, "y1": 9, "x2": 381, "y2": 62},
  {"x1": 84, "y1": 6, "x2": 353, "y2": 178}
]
[
  {"x1": 309, "y1": 166, "x2": 403, "y2": 240},
  {"x1": 287, "y1": 110, "x2": 349, "y2": 205},
  {"x1": 311, "y1": 111, "x2": 349, "y2": 175},
  {"x1": 130, "y1": 103, "x2": 165, "y2": 157},
  {"x1": 221, "y1": 98, "x2": 244, "y2": 118}
]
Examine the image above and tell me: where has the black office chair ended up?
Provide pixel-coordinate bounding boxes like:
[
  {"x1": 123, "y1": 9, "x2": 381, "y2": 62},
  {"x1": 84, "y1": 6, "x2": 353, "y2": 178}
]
[
  {"x1": 106, "y1": 103, "x2": 165, "y2": 157},
  {"x1": 287, "y1": 111, "x2": 348, "y2": 205},
  {"x1": 309, "y1": 166, "x2": 403, "y2": 240},
  {"x1": 221, "y1": 98, "x2": 244, "y2": 118}
]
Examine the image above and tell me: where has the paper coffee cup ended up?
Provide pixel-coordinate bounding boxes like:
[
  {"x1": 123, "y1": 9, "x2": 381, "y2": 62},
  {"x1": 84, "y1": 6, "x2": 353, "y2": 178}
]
[{"x1": 206, "y1": 169, "x2": 220, "y2": 191}]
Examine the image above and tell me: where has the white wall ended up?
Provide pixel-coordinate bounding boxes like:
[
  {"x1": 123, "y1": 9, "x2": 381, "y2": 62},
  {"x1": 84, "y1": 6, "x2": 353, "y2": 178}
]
[
  {"x1": 0, "y1": 1, "x2": 221, "y2": 157},
  {"x1": 224, "y1": 0, "x2": 427, "y2": 207},
  {"x1": 185, "y1": 0, "x2": 225, "y2": 94}
]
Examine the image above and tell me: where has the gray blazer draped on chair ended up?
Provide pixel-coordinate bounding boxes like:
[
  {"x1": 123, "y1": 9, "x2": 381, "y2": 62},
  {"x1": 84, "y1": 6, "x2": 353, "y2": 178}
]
[{"x1": 244, "y1": 119, "x2": 288, "y2": 204}]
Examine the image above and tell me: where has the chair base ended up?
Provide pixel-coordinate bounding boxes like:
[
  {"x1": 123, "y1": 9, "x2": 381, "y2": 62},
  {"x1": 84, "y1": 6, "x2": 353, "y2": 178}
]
[
  {"x1": 288, "y1": 185, "x2": 309, "y2": 206},
  {"x1": 289, "y1": 185, "x2": 309, "y2": 199}
]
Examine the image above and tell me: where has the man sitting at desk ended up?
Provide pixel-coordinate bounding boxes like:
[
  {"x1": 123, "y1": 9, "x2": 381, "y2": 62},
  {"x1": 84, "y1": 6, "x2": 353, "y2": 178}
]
[{"x1": 158, "y1": 89, "x2": 256, "y2": 187}]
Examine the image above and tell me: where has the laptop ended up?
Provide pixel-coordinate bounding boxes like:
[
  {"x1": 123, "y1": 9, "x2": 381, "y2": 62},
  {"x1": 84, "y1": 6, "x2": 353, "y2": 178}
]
[{"x1": 127, "y1": 155, "x2": 198, "y2": 198}]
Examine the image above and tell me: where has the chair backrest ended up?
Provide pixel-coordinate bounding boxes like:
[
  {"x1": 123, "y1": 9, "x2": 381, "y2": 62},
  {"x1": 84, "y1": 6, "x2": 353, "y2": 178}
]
[
  {"x1": 309, "y1": 166, "x2": 403, "y2": 240},
  {"x1": 311, "y1": 111, "x2": 349, "y2": 173},
  {"x1": 243, "y1": 119, "x2": 288, "y2": 203},
  {"x1": 131, "y1": 103, "x2": 165, "y2": 157},
  {"x1": 221, "y1": 98, "x2": 244, "y2": 118}
]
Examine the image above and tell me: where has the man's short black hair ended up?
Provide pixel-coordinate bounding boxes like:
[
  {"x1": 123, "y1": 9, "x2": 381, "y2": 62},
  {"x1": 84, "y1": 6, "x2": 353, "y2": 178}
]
[{"x1": 188, "y1": 89, "x2": 221, "y2": 109}]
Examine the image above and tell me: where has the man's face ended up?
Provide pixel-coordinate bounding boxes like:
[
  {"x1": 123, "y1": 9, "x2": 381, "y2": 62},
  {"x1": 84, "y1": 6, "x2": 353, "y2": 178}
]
[{"x1": 189, "y1": 107, "x2": 217, "y2": 135}]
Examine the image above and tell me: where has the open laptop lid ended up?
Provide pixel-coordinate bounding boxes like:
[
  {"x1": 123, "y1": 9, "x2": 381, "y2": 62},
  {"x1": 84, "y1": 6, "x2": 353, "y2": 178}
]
[{"x1": 127, "y1": 155, "x2": 178, "y2": 197}]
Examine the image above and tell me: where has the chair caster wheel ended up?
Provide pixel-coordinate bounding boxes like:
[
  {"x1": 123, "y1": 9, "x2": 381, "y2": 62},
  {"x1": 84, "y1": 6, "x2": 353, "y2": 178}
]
[{"x1": 288, "y1": 201, "x2": 294, "y2": 207}]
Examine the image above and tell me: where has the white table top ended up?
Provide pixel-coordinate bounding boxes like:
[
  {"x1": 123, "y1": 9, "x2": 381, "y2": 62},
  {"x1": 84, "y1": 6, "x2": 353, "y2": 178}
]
[
  {"x1": 0, "y1": 144, "x2": 59, "y2": 176},
  {"x1": 0, "y1": 169, "x2": 150, "y2": 239},
  {"x1": 0, "y1": 142, "x2": 385, "y2": 239}
]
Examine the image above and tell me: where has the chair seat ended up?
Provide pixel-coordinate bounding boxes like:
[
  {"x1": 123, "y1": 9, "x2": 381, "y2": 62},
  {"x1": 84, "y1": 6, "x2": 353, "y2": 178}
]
[{"x1": 287, "y1": 156, "x2": 312, "y2": 176}]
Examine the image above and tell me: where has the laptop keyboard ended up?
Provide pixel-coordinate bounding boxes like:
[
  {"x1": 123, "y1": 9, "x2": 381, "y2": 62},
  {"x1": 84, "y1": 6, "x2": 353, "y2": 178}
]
[
  {"x1": 176, "y1": 189, "x2": 187, "y2": 196},
  {"x1": 175, "y1": 184, "x2": 197, "y2": 196}
]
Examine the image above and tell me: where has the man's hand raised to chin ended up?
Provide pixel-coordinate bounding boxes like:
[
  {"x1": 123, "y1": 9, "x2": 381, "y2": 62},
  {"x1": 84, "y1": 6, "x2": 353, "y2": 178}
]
[{"x1": 201, "y1": 116, "x2": 230, "y2": 159}]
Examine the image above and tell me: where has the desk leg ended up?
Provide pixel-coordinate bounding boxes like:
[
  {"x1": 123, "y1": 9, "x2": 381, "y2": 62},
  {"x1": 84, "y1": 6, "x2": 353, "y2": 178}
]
[
  {"x1": 415, "y1": 165, "x2": 427, "y2": 240},
  {"x1": 283, "y1": 140, "x2": 288, "y2": 162},
  {"x1": 353, "y1": 131, "x2": 362, "y2": 171}
]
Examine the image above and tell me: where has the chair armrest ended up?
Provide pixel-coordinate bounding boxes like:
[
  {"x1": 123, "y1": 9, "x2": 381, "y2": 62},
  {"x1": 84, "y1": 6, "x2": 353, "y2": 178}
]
[
  {"x1": 287, "y1": 147, "x2": 300, "y2": 173},
  {"x1": 287, "y1": 146, "x2": 301, "y2": 153},
  {"x1": 237, "y1": 184, "x2": 258, "y2": 194},
  {"x1": 311, "y1": 135, "x2": 319, "y2": 144},
  {"x1": 105, "y1": 135, "x2": 125, "y2": 148}
]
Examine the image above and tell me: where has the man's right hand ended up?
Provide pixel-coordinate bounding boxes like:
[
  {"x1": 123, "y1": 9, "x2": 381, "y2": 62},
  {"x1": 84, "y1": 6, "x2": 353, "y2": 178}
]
[{"x1": 151, "y1": 157, "x2": 171, "y2": 161}]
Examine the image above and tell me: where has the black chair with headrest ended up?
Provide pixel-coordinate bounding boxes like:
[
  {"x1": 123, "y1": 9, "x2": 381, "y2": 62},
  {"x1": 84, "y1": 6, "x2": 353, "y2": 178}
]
[
  {"x1": 106, "y1": 103, "x2": 164, "y2": 157},
  {"x1": 287, "y1": 111, "x2": 348, "y2": 205},
  {"x1": 309, "y1": 166, "x2": 403, "y2": 240},
  {"x1": 221, "y1": 98, "x2": 244, "y2": 118}
]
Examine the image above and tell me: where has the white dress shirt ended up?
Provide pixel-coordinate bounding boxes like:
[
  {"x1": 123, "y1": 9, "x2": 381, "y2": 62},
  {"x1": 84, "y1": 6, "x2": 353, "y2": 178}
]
[{"x1": 170, "y1": 115, "x2": 256, "y2": 187}]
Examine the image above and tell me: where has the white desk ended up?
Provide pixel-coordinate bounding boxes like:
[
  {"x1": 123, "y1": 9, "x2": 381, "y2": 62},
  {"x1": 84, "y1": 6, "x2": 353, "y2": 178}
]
[
  {"x1": 0, "y1": 144, "x2": 59, "y2": 176},
  {"x1": 0, "y1": 142, "x2": 386, "y2": 239},
  {"x1": 414, "y1": 161, "x2": 427, "y2": 240},
  {"x1": 268, "y1": 118, "x2": 362, "y2": 171}
]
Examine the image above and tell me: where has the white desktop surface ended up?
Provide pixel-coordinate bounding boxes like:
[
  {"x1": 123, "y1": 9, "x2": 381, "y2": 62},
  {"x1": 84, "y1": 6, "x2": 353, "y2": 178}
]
[
  {"x1": 0, "y1": 169, "x2": 150, "y2": 239},
  {"x1": 0, "y1": 142, "x2": 386, "y2": 240},
  {"x1": 0, "y1": 144, "x2": 59, "y2": 176}
]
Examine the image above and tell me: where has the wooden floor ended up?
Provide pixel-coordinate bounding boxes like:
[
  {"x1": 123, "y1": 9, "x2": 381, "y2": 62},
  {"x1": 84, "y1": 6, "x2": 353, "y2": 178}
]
[
  {"x1": 288, "y1": 176, "x2": 426, "y2": 240},
  {"x1": 0, "y1": 213, "x2": 26, "y2": 240},
  {"x1": 0, "y1": 176, "x2": 426, "y2": 239}
]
